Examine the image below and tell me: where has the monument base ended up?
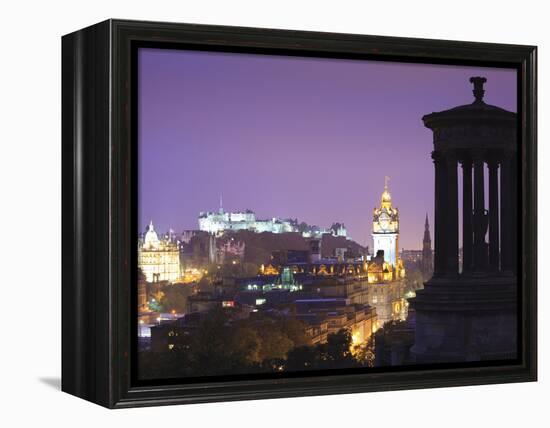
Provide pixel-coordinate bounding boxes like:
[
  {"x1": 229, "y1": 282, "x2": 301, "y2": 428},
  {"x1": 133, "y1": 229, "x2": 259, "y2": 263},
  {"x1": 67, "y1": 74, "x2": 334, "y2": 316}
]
[{"x1": 409, "y1": 275, "x2": 518, "y2": 364}]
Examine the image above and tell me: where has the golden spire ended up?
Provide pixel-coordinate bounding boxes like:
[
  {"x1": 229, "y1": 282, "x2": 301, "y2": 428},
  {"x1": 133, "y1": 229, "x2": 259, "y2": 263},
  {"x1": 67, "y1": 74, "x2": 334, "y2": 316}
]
[{"x1": 381, "y1": 176, "x2": 392, "y2": 208}]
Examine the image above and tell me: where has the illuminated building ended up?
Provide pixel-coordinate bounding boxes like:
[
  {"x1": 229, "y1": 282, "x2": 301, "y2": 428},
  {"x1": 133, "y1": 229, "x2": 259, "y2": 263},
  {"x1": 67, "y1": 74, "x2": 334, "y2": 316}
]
[
  {"x1": 294, "y1": 299, "x2": 378, "y2": 347},
  {"x1": 372, "y1": 178, "x2": 400, "y2": 267},
  {"x1": 261, "y1": 264, "x2": 279, "y2": 275},
  {"x1": 329, "y1": 222, "x2": 348, "y2": 238},
  {"x1": 198, "y1": 201, "x2": 295, "y2": 235},
  {"x1": 271, "y1": 267, "x2": 302, "y2": 291},
  {"x1": 138, "y1": 221, "x2": 181, "y2": 283},
  {"x1": 366, "y1": 182, "x2": 407, "y2": 325},
  {"x1": 371, "y1": 178, "x2": 405, "y2": 281},
  {"x1": 198, "y1": 199, "x2": 349, "y2": 239},
  {"x1": 367, "y1": 250, "x2": 405, "y2": 283},
  {"x1": 246, "y1": 267, "x2": 302, "y2": 292},
  {"x1": 279, "y1": 267, "x2": 299, "y2": 290},
  {"x1": 181, "y1": 268, "x2": 203, "y2": 283}
]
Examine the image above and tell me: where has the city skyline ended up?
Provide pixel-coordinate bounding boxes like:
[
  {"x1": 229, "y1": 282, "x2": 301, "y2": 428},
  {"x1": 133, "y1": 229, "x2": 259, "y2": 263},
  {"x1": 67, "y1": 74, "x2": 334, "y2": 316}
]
[{"x1": 138, "y1": 48, "x2": 517, "y2": 249}]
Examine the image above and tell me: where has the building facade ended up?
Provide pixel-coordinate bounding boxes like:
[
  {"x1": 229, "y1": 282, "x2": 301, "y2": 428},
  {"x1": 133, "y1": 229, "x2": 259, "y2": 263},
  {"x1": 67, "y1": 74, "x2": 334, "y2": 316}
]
[{"x1": 138, "y1": 221, "x2": 181, "y2": 283}]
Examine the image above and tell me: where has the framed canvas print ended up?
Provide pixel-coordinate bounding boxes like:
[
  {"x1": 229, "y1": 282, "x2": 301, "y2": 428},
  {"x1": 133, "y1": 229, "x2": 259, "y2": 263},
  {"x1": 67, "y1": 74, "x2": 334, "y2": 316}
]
[{"x1": 61, "y1": 19, "x2": 537, "y2": 408}]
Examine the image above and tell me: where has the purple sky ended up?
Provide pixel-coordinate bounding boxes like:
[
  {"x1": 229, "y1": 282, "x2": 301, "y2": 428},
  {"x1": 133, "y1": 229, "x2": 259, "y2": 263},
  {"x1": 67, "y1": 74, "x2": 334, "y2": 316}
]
[{"x1": 138, "y1": 48, "x2": 516, "y2": 249}]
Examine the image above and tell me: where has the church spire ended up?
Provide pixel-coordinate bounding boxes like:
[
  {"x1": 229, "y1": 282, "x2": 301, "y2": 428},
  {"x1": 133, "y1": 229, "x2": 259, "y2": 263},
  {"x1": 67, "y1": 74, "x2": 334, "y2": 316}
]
[
  {"x1": 423, "y1": 213, "x2": 431, "y2": 244},
  {"x1": 422, "y1": 213, "x2": 433, "y2": 277}
]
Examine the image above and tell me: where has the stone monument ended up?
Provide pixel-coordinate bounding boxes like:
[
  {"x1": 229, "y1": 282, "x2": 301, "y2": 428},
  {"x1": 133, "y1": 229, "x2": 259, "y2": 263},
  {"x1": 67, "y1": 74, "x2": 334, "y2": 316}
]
[{"x1": 410, "y1": 77, "x2": 518, "y2": 363}]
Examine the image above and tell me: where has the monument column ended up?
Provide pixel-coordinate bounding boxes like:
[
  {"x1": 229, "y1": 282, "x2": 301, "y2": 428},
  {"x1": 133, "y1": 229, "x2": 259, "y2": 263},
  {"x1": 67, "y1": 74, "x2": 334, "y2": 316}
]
[
  {"x1": 432, "y1": 151, "x2": 447, "y2": 277},
  {"x1": 472, "y1": 151, "x2": 488, "y2": 271},
  {"x1": 511, "y1": 155, "x2": 518, "y2": 274},
  {"x1": 461, "y1": 157, "x2": 473, "y2": 273},
  {"x1": 488, "y1": 158, "x2": 500, "y2": 271},
  {"x1": 500, "y1": 152, "x2": 513, "y2": 273},
  {"x1": 446, "y1": 152, "x2": 459, "y2": 276}
]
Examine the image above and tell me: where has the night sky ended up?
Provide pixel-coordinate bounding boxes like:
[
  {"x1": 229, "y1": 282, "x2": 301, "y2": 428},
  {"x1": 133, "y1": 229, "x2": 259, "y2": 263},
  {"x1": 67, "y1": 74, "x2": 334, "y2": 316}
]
[{"x1": 138, "y1": 48, "x2": 516, "y2": 249}]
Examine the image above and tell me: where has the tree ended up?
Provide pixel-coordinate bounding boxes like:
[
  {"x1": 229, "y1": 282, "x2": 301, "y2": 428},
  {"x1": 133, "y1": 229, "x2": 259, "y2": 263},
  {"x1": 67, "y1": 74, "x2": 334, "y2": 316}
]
[
  {"x1": 159, "y1": 284, "x2": 193, "y2": 313},
  {"x1": 352, "y1": 336, "x2": 376, "y2": 367},
  {"x1": 285, "y1": 345, "x2": 319, "y2": 371},
  {"x1": 325, "y1": 329, "x2": 354, "y2": 362},
  {"x1": 280, "y1": 318, "x2": 310, "y2": 348},
  {"x1": 138, "y1": 348, "x2": 193, "y2": 379},
  {"x1": 188, "y1": 307, "x2": 234, "y2": 375},
  {"x1": 313, "y1": 329, "x2": 360, "y2": 369},
  {"x1": 228, "y1": 326, "x2": 262, "y2": 365},
  {"x1": 197, "y1": 275, "x2": 214, "y2": 293},
  {"x1": 257, "y1": 328, "x2": 293, "y2": 361}
]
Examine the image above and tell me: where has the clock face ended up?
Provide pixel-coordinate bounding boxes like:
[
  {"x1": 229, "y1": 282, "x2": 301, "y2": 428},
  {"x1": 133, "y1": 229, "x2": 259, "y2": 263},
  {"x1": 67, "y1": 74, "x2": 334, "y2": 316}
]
[{"x1": 379, "y1": 213, "x2": 390, "y2": 230}]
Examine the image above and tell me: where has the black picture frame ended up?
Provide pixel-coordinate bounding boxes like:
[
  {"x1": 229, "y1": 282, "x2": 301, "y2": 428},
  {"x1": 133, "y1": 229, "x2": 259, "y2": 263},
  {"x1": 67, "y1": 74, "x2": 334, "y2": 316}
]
[{"x1": 62, "y1": 19, "x2": 537, "y2": 408}]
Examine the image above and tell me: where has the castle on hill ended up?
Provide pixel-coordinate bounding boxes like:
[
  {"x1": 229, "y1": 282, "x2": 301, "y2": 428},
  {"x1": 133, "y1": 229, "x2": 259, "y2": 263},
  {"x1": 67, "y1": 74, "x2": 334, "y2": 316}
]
[{"x1": 198, "y1": 198, "x2": 348, "y2": 239}]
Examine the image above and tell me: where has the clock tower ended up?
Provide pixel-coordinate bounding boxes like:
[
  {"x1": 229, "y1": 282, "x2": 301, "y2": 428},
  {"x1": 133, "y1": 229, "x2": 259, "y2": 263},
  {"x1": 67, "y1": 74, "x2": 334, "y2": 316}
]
[{"x1": 372, "y1": 177, "x2": 399, "y2": 266}]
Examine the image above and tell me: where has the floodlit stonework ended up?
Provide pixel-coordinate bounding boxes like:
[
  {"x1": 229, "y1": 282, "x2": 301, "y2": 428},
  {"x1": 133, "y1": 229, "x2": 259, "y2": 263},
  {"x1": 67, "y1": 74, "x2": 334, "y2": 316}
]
[
  {"x1": 138, "y1": 221, "x2": 181, "y2": 283},
  {"x1": 372, "y1": 178, "x2": 400, "y2": 267}
]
